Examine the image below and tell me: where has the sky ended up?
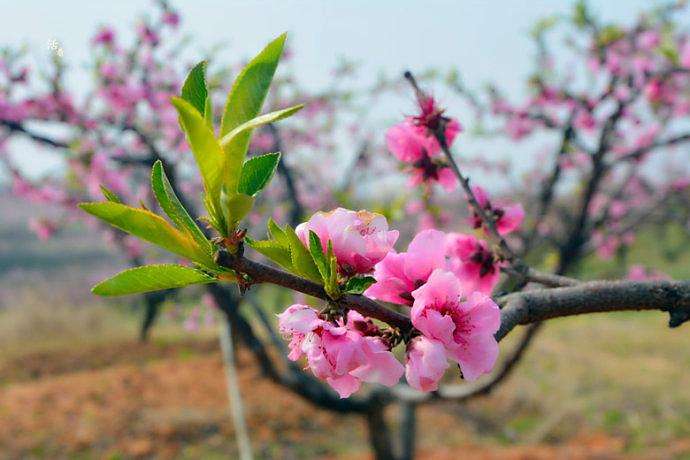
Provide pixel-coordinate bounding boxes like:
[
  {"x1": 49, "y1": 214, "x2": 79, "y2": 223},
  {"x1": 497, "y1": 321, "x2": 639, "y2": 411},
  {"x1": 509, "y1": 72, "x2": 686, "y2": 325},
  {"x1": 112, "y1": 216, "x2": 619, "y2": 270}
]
[{"x1": 0, "y1": 0, "x2": 669, "y2": 181}]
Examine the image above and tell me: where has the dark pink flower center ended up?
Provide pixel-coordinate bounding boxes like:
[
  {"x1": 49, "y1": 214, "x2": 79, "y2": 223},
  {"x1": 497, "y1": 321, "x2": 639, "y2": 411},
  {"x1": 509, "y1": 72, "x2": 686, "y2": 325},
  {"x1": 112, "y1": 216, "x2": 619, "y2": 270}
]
[
  {"x1": 471, "y1": 201, "x2": 505, "y2": 229},
  {"x1": 412, "y1": 96, "x2": 447, "y2": 134},
  {"x1": 412, "y1": 152, "x2": 442, "y2": 181},
  {"x1": 469, "y1": 245, "x2": 497, "y2": 278}
]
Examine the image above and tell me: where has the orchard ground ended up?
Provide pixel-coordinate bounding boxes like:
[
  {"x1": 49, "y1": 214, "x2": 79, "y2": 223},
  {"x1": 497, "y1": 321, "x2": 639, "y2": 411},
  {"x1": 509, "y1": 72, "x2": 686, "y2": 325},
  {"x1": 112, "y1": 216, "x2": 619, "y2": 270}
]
[{"x1": 1, "y1": 195, "x2": 690, "y2": 459}]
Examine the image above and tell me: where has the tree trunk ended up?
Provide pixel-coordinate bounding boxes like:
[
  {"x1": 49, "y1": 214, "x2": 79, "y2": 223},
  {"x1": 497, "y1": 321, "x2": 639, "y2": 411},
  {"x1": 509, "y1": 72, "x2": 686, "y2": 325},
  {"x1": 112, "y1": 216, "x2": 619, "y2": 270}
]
[
  {"x1": 139, "y1": 291, "x2": 166, "y2": 342},
  {"x1": 366, "y1": 404, "x2": 396, "y2": 460},
  {"x1": 399, "y1": 401, "x2": 417, "y2": 460}
]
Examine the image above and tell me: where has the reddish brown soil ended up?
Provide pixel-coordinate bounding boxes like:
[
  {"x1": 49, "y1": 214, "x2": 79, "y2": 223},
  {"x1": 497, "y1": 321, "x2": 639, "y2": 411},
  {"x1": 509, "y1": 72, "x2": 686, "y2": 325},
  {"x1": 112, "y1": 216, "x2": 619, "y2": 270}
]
[{"x1": 1, "y1": 340, "x2": 688, "y2": 459}]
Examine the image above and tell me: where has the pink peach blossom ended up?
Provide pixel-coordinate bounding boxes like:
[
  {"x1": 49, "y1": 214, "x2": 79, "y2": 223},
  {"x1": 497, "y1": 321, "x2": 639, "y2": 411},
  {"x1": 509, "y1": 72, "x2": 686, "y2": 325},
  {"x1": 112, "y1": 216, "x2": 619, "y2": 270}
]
[
  {"x1": 365, "y1": 229, "x2": 448, "y2": 305},
  {"x1": 637, "y1": 31, "x2": 660, "y2": 51},
  {"x1": 92, "y1": 27, "x2": 115, "y2": 46},
  {"x1": 446, "y1": 233, "x2": 501, "y2": 295},
  {"x1": 410, "y1": 269, "x2": 500, "y2": 381},
  {"x1": 278, "y1": 304, "x2": 323, "y2": 361},
  {"x1": 405, "y1": 336, "x2": 449, "y2": 392},
  {"x1": 410, "y1": 96, "x2": 463, "y2": 149},
  {"x1": 296, "y1": 208, "x2": 398, "y2": 275},
  {"x1": 385, "y1": 120, "x2": 437, "y2": 163},
  {"x1": 470, "y1": 185, "x2": 525, "y2": 235},
  {"x1": 278, "y1": 305, "x2": 403, "y2": 397}
]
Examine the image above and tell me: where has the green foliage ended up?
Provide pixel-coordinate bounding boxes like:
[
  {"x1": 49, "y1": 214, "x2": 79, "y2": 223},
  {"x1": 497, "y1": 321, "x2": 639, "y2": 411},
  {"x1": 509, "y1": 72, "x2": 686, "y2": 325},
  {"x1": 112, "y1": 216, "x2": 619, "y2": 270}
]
[
  {"x1": 171, "y1": 33, "x2": 299, "y2": 236},
  {"x1": 597, "y1": 25, "x2": 625, "y2": 46},
  {"x1": 267, "y1": 218, "x2": 289, "y2": 246},
  {"x1": 220, "y1": 33, "x2": 288, "y2": 194},
  {"x1": 245, "y1": 237, "x2": 293, "y2": 270},
  {"x1": 530, "y1": 15, "x2": 559, "y2": 39},
  {"x1": 660, "y1": 37, "x2": 679, "y2": 65},
  {"x1": 247, "y1": 221, "x2": 322, "y2": 285},
  {"x1": 181, "y1": 60, "x2": 208, "y2": 115},
  {"x1": 306, "y1": 232, "x2": 340, "y2": 298},
  {"x1": 92, "y1": 264, "x2": 215, "y2": 296},
  {"x1": 220, "y1": 189, "x2": 255, "y2": 229},
  {"x1": 171, "y1": 96, "x2": 225, "y2": 231},
  {"x1": 342, "y1": 276, "x2": 376, "y2": 295},
  {"x1": 238, "y1": 152, "x2": 281, "y2": 196},
  {"x1": 284, "y1": 226, "x2": 322, "y2": 283},
  {"x1": 573, "y1": 0, "x2": 589, "y2": 28},
  {"x1": 219, "y1": 104, "x2": 303, "y2": 149},
  {"x1": 99, "y1": 185, "x2": 123, "y2": 204},
  {"x1": 78, "y1": 202, "x2": 214, "y2": 268},
  {"x1": 308, "y1": 231, "x2": 329, "y2": 281},
  {"x1": 150, "y1": 160, "x2": 213, "y2": 255},
  {"x1": 81, "y1": 33, "x2": 306, "y2": 297}
]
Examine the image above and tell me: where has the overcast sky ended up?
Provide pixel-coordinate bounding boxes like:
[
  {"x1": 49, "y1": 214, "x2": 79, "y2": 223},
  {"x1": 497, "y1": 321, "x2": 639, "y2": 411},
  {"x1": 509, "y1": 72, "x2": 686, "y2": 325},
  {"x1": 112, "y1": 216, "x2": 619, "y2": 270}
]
[{"x1": 0, "y1": 0, "x2": 670, "y2": 181}]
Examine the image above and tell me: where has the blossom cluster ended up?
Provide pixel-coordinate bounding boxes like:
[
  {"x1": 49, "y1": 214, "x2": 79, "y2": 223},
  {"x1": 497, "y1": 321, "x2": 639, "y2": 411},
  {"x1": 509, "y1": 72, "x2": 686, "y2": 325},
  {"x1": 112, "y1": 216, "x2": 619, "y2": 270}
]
[
  {"x1": 385, "y1": 96, "x2": 462, "y2": 191},
  {"x1": 278, "y1": 206, "x2": 522, "y2": 397}
]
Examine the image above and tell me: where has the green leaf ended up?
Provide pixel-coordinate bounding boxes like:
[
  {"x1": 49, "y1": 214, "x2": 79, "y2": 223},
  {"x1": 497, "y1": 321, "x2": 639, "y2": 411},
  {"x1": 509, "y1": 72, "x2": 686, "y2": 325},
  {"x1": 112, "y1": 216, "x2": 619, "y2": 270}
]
[
  {"x1": 325, "y1": 241, "x2": 340, "y2": 298},
  {"x1": 308, "y1": 230, "x2": 329, "y2": 282},
  {"x1": 92, "y1": 264, "x2": 215, "y2": 296},
  {"x1": 100, "y1": 185, "x2": 123, "y2": 204},
  {"x1": 219, "y1": 33, "x2": 287, "y2": 192},
  {"x1": 219, "y1": 105, "x2": 303, "y2": 148},
  {"x1": 204, "y1": 95, "x2": 213, "y2": 128},
  {"x1": 267, "y1": 218, "x2": 289, "y2": 246},
  {"x1": 245, "y1": 237, "x2": 293, "y2": 270},
  {"x1": 171, "y1": 97, "x2": 225, "y2": 230},
  {"x1": 220, "y1": 33, "x2": 287, "y2": 137},
  {"x1": 150, "y1": 160, "x2": 212, "y2": 255},
  {"x1": 79, "y1": 202, "x2": 214, "y2": 267},
  {"x1": 342, "y1": 276, "x2": 376, "y2": 295},
  {"x1": 238, "y1": 152, "x2": 281, "y2": 196},
  {"x1": 181, "y1": 61, "x2": 208, "y2": 115},
  {"x1": 220, "y1": 105, "x2": 301, "y2": 194},
  {"x1": 220, "y1": 189, "x2": 254, "y2": 229},
  {"x1": 284, "y1": 225, "x2": 321, "y2": 283}
]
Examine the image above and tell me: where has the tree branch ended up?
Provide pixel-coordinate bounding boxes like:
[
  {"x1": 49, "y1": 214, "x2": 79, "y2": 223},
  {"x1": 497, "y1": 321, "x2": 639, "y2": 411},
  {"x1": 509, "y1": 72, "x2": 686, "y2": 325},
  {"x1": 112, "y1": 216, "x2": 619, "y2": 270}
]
[
  {"x1": 615, "y1": 132, "x2": 690, "y2": 164},
  {"x1": 496, "y1": 279, "x2": 690, "y2": 340},
  {"x1": 214, "y1": 249, "x2": 413, "y2": 331},
  {"x1": 0, "y1": 119, "x2": 69, "y2": 149}
]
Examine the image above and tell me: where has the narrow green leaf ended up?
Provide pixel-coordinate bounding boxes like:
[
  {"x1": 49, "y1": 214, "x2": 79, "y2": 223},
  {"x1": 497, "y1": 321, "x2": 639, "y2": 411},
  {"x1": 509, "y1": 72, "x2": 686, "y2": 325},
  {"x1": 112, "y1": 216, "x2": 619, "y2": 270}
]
[
  {"x1": 151, "y1": 160, "x2": 213, "y2": 255},
  {"x1": 325, "y1": 241, "x2": 340, "y2": 298},
  {"x1": 100, "y1": 185, "x2": 123, "y2": 204},
  {"x1": 342, "y1": 276, "x2": 376, "y2": 295},
  {"x1": 171, "y1": 97, "x2": 225, "y2": 228},
  {"x1": 204, "y1": 95, "x2": 213, "y2": 128},
  {"x1": 245, "y1": 237, "x2": 293, "y2": 270},
  {"x1": 238, "y1": 152, "x2": 281, "y2": 196},
  {"x1": 219, "y1": 33, "x2": 288, "y2": 192},
  {"x1": 92, "y1": 264, "x2": 215, "y2": 296},
  {"x1": 267, "y1": 218, "x2": 288, "y2": 246},
  {"x1": 219, "y1": 105, "x2": 303, "y2": 149},
  {"x1": 308, "y1": 230, "x2": 329, "y2": 283},
  {"x1": 284, "y1": 225, "x2": 321, "y2": 282},
  {"x1": 181, "y1": 61, "x2": 208, "y2": 115},
  {"x1": 79, "y1": 202, "x2": 214, "y2": 267},
  {"x1": 220, "y1": 33, "x2": 287, "y2": 137},
  {"x1": 220, "y1": 105, "x2": 302, "y2": 194}
]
